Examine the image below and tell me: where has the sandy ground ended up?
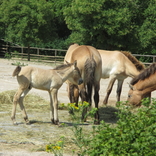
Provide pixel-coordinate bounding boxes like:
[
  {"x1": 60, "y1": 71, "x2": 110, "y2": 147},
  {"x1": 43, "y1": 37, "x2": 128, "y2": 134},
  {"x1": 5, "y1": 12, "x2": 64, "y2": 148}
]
[{"x1": 0, "y1": 58, "x2": 155, "y2": 155}]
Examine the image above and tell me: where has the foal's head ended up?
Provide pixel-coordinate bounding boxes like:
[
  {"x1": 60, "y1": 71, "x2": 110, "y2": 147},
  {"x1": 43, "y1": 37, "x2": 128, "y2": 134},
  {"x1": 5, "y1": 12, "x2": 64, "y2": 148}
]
[{"x1": 65, "y1": 60, "x2": 83, "y2": 85}]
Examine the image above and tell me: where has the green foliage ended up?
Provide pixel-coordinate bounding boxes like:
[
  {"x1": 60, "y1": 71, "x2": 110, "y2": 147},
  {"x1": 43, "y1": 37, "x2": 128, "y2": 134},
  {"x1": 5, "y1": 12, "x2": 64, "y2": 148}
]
[
  {"x1": 0, "y1": 0, "x2": 156, "y2": 55},
  {"x1": 4, "y1": 52, "x2": 12, "y2": 60},
  {"x1": 87, "y1": 101, "x2": 156, "y2": 156},
  {"x1": 0, "y1": 0, "x2": 56, "y2": 46}
]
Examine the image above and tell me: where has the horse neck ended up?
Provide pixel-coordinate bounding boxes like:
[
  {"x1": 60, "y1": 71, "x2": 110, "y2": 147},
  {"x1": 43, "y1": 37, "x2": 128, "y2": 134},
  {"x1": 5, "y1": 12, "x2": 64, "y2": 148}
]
[
  {"x1": 126, "y1": 65, "x2": 140, "y2": 78},
  {"x1": 136, "y1": 74, "x2": 156, "y2": 95},
  {"x1": 56, "y1": 67, "x2": 73, "y2": 82}
]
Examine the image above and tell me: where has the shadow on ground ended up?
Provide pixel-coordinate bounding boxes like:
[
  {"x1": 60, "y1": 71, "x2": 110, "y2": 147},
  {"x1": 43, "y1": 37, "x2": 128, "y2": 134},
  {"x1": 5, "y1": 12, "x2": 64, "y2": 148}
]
[{"x1": 99, "y1": 106, "x2": 119, "y2": 124}]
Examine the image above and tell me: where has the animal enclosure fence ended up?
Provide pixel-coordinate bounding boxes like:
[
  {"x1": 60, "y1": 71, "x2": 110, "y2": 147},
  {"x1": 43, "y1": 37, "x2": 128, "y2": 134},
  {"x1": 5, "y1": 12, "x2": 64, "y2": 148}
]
[{"x1": 1, "y1": 44, "x2": 156, "y2": 65}]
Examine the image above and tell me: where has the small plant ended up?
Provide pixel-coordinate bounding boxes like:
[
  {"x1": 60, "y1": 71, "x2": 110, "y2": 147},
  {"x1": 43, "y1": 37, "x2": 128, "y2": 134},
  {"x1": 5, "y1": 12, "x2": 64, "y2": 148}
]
[
  {"x1": 68, "y1": 101, "x2": 97, "y2": 156},
  {"x1": 67, "y1": 101, "x2": 97, "y2": 123},
  {"x1": 11, "y1": 61, "x2": 28, "y2": 66},
  {"x1": 58, "y1": 103, "x2": 68, "y2": 110},
  {"x1": 4, "y1": 52, "x2": 12, "y2": 60},
  {"x1": 46, "y1": 136, "x2": 65, "y2": 156}
]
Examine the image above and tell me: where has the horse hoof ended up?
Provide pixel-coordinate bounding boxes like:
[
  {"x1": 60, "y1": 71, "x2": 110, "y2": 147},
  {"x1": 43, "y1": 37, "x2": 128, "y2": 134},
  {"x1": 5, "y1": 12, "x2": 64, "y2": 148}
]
[
  {"x1": 94, "y1": 120, "x2": 100, "y2": 125},
  {"x1": 51, "y1": 119, "x2": 59, "y2": 125},
  {"x1": 13, "y1": 122, "x2": 18, "y2": 125},
  {"x1": 26, "y1": 122, "x2": 30, "y2": 125}
]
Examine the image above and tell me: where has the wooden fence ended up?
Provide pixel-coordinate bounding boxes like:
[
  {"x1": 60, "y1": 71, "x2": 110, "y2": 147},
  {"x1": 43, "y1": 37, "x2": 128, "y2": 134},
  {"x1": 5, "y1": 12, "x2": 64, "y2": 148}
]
[
  {"x1": 4, "y1": 45, "x2": 67, "y2": 65},
  {"x1": 1, "y1": 44, "x2": 156, "y2": 65}
]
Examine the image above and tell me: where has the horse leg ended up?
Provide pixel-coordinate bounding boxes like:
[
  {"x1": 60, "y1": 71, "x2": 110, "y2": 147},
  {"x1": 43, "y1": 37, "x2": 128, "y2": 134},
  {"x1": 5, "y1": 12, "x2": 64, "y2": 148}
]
[
  {"x1": 87, "y1": 82, "x2": 92, "y2": 105},
  {"x1": 103, "y1": 77, "x2": 116, "y2": 105},
  {"x1": 68, "y1": 83, "x2": 79, "y2": 104},
  {"x1": 51, "y1": 88, "x2": 59, "y2": 125},
  {"x1": 116, "y1": 80, "x2": 124, "y2": 105},
  {"x1": 18, "y1": 88, "x2": 31, "y2": 124},
  {"x1": 81, "y1": 83, "x2": 92, "y2": 121},
  {"x1": 78, "y1": 84, "x2": 88, "y2": 121},
  {"x1": 11, "y1": 87, "x2": 28, "y2": 125},
  {"x1": 79, "y1": 84, "x2": 88, "y2": 102},
  {"x1": 48, "y1": 91, "x2": 54, "y2": 124},
  {"x1": 73, "y1": 85, "x2": 79, "y2": 105},
  {"x1": 93, "y1": 82, "x2": 100, "y2": 124}
]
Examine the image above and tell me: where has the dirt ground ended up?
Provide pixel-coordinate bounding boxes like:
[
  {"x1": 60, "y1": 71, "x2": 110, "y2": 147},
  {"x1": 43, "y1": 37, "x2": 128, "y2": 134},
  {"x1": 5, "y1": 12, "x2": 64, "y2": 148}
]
[{"x1": 0, "y1": 58, "x2": 155, "y2": 155}]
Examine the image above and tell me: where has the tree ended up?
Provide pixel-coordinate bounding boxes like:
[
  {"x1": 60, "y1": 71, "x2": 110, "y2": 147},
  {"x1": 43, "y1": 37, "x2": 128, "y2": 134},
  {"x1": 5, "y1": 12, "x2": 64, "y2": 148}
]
[
  {"x1": 63, "y1": 0, "x2": 139, "y2": 50},
  {"x1": 137, "y1": 0, "x2": 156, "y2": 54},
  {"x1": 0, "y1": 0, "x2": 56, "y2": 60},
  {"x1": 63, "y1": 0, "x2": 156, "y2": 54}
]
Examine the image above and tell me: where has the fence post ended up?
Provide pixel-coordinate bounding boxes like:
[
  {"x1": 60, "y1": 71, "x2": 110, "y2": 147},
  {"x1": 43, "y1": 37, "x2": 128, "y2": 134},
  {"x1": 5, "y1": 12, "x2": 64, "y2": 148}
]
[
  {"x1": 37, "y1": 48, "x2": 40, "y2": 61},
  {"x1": 21, "y1": 47, "x2": 23, "y2": 59},
  {"x1": 55, "y1": 50, "x2": 57, "y2": 65},
  {"x1": 153, "y1": 56, "x2": 156, "y2": 63}
]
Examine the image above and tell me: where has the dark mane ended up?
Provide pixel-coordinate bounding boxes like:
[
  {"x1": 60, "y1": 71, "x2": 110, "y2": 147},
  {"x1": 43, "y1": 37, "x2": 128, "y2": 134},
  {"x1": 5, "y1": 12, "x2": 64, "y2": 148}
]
[
  {"x1": 53, "y1": 63, "x2": 72, "y2": 70},
  {"x1": 121, "y1": 51, "x2": 145, "y2": 71},
  {"x1": 131, "y1": 63, "x2": 156, "y2": 85}
]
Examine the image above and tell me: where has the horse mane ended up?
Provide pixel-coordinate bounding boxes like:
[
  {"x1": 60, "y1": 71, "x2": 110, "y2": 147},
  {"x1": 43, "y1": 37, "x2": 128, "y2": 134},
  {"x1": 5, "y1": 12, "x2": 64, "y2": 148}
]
[
  {"x1": 53, "y1": 63, "x2": 72, "y2": 70},
  {"x1": 131, "y1": 63, "x2": 156, "y2": 85},
  {"x1": 121, "y1": 51, "x2": 145, "y2": 71}
]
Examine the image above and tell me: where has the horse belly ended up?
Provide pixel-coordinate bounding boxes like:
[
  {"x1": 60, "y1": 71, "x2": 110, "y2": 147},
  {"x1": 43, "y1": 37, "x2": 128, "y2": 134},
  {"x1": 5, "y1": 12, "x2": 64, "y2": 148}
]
[
  {"x1": 101, "y1": 66, "x2": 116, "y2": 78},
  {"x1": 31, "y1": 81, "x2": 51, "y2": 91}
]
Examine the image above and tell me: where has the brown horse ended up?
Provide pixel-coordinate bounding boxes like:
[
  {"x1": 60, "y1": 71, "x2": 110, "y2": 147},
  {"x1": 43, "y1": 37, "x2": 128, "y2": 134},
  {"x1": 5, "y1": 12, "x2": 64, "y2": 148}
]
[
  {"x1": 127, "y1": 63, "x2": 156, "y2": 106},
  {"x1": 11, "y1": 61, "x2": 83, "y2": 125},
  {"x1": 98, "y1": 50, "x2": 145, "y2": 104},
  {"x1": 64, "y1": 43, "x2": 102, "y2": 123}
]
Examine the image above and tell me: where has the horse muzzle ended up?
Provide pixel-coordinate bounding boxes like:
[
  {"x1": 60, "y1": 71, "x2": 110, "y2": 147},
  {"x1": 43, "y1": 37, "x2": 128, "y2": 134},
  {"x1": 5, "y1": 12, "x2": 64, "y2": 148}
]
[{"x1": 78, "y1": 78, "x2": 83, "y2": 85}]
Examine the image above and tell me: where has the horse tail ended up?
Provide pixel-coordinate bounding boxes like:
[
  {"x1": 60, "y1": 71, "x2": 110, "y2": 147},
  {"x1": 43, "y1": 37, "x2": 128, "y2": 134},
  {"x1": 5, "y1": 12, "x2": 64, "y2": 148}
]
[
  {"x1": 121, "y1": 51, "x2": 145, "y2": 71},
  {"x1": 12, "y1": 66, "x2": 21, "y2": 77},
  {"x1": 84, "y1": 56, "x2": 96, "y2": 84}
]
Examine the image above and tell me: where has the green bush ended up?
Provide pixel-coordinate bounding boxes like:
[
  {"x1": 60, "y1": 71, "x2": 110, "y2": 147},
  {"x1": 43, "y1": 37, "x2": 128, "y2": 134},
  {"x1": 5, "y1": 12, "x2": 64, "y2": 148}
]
[{"x1": 87, "y1": 100, "x2": 156, "y2": 156}]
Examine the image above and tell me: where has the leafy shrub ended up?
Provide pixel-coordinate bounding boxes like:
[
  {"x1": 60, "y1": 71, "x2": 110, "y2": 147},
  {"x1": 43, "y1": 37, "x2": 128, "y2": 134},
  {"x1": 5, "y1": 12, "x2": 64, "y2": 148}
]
[{"x1": 87, "y1": 100, "x2": 156, "y2": 156}]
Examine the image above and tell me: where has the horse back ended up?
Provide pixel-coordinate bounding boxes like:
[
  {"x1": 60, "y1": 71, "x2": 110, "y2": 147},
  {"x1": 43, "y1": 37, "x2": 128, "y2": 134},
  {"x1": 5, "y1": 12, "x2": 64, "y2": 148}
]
[
  {"x1": 65, "y1": 45, "x2": 102, "y2": 83},
  {"x1": 98, "y1": 50, "x2": 141, "y2": 78}
]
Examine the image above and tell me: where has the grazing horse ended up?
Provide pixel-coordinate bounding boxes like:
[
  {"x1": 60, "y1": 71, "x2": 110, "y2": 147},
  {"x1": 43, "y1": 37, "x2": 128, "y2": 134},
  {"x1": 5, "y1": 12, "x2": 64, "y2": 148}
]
[
  {"x1": 98, "y1": 50, "x2": 145, "y2": 104},
  {"x1": 64, "y1": 43, "x2": 102, "y2": 123},
  {"x1": 11, "y1": 61, "x2": 83, "y2": 125},
  {"x1": 127, "y1": 63, "x2": 156, "y2": 106}
]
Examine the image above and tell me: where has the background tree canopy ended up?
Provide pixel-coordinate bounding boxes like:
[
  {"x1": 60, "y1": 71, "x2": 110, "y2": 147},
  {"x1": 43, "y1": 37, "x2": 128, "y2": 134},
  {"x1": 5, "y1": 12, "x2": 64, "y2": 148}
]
[{"x1": 0, "y1": 0, "x2": 155, "y2": 54}]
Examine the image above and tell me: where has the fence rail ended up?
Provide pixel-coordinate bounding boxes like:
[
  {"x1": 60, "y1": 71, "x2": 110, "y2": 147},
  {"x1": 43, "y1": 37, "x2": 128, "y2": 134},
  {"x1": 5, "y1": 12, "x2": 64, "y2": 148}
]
[
  {"x1": 4, "y1": 45, "x2": 67, "y2": 65},
  {"x1": 1, "y1": 45, "x2": 156, "y2": 65}
]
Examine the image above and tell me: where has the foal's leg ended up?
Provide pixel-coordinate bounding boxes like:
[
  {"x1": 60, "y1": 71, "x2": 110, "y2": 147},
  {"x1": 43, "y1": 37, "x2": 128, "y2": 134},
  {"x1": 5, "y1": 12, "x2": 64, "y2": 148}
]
[
  {"x1": 51, "y1": 88, "x2": 59, "y2": 125},
  {"x1": 103, "y1": 76, "x2": 116, "y2": 105},
  {"x1": 18, "y1": 88, "x2": 31, "y2": 124},
  {"x1": 48, "y1": 91, "x2": 54, "y2": 123},
  {"x1": 11, "y1": 87, "x2": 30, "y2": 125}
]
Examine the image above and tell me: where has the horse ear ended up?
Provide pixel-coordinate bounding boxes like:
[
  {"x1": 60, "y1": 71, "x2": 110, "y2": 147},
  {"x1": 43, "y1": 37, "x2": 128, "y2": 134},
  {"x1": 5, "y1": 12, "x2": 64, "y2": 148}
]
[
  {"x1": 73, "y1": 60, "x2": 77, "y2": 67},
  {"x1": 128, "y1": 82, "x2": 134, "y2": 90}
]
